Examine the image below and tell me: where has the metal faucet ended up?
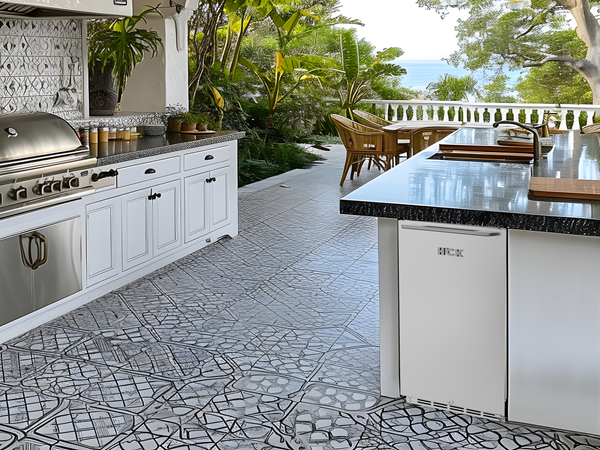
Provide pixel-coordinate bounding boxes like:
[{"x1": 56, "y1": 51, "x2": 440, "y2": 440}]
[{"x1": 493, "y1": 120, "x2": 542, "y2": 163}]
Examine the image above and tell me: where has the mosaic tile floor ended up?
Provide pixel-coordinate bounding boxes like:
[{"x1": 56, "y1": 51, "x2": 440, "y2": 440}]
[{"x1": 0, "y1": 145, "x2": 599, "y2": 449}]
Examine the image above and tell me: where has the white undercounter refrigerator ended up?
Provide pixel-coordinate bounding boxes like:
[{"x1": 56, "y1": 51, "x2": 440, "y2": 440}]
[{"x1": 398, "y1": 220, "x2": 507, "y2": 419}]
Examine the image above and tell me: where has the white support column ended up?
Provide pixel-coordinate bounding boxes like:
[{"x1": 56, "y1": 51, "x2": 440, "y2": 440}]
[{"x1": 119, "y1": 1, "x2": 194, "y2": 113}]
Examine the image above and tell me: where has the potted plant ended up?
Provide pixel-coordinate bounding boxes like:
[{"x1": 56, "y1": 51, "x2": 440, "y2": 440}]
[
  {"x1": 166, "y1": 103, "x2": 186, "y2": 132},
  {"x1": 88, "y1": 8, "x2": 162, "y2": 116},
  {"x1": 180, "y1": 112, "x2": 200, "y2": 132},
  {"x1": 196, "y1": 113, "x2": 210, "y2": 131}
]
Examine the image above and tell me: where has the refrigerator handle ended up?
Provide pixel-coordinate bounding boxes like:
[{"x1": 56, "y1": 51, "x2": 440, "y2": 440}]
[
  {"x1": 31, "y1": 232, "x2": 48, "y2": 270},
  {"x1": 401, "y1": 224, "x2": 501, "y2": 237}
]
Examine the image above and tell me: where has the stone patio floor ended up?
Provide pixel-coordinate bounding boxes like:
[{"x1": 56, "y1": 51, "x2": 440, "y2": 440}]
[{"x1": 0, "y1": 145, "x2": 598, "y2": 449}]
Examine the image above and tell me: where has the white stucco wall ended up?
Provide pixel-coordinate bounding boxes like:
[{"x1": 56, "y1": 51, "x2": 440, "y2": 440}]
[
  {"x1": 119, "y1": 6, "x2": 189, "y2": 113},
  {"x1": 4, "y1": 0, "x2": 132, "y2": 16}
]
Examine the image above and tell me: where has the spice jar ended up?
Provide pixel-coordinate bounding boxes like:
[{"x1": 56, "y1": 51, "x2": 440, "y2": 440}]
[
  {"x1": 90, "y1": 127, "x2": 98, "y2": 144},
  {"x1": 122, "y1": 127, "x2": 131, "y2": 141},
  {"x1": 109, "y1": 128, "x2": 117, "y2": 140},
  {"x1": 116, "y1": 127, "x2": 124, "y2": 140},
  {"x1": 99, "y1": 127, "x2": 109, "y2": 143}
]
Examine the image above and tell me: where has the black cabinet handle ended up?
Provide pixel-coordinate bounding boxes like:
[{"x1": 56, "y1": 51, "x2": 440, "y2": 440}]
[
  {"x1": 92, "y1": 169, "x2": 119, "y2": 182},
  {"x1": 155, "y1": 193, "x2": 161, "y2": 199},
  {"x1": 205, "y1": 178, "x2": 212, "y2": 183},
  {"x1": 145, "y1": 168, "x2": 156, "y2": 174},
  {"x1": 205, "y1": 155, "x2": 214, "y2": 160}
]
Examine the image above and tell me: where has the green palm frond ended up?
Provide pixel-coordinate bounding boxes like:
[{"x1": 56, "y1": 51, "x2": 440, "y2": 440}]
[{"x1": 88, "y1": 7, "x2": 163, "y2": 96}]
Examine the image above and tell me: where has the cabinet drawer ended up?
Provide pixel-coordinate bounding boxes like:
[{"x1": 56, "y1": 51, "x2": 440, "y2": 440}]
[
  {"x1": 184, "y1": 146, "x2": 229, "y2": 171},
  {"x1": 118, "y1": 156, "x2": 180, "y2": 187}
]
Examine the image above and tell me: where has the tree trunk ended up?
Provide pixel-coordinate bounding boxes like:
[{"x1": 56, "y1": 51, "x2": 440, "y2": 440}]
[{"x1": 561, "y1": 0, "x2": 600, "y2": 103}]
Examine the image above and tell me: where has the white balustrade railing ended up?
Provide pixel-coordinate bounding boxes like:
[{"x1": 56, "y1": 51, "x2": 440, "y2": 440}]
[{"x1": 355, "y1": 99, "x2": 600, "y2": 130}]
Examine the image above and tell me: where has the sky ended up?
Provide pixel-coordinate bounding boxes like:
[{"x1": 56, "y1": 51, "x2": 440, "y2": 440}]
[{"x1": 336, "y1": 0, "x2": 469, "y2": 61}]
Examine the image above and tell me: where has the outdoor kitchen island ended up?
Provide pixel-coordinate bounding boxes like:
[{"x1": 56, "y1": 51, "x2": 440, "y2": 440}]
[
  {"x1": 0, "y1": 130, "x2": 243, "y2": 347},
  {"x1": 340, "y1": 128, "x2": 600, "y2": 436}
]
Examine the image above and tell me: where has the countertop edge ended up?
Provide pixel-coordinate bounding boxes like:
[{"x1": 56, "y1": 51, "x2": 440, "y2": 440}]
[
  {"x1": 340, "y1": 199, "x2": 600, "y2": 237},
  {"x1": 96, "y1": 131, "x2": 246, "y2": 167}
]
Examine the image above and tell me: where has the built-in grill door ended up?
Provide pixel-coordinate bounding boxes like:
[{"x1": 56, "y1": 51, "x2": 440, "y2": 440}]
[
  {"x1": 34, "y1": 217, "x2": 81, "y2": 310},
  {"x1": 0, "y1": 217, "x2": 82, "y2": 327},
  {"x1": 0, "y1": 235, "x2": 34, "y2": 327}
]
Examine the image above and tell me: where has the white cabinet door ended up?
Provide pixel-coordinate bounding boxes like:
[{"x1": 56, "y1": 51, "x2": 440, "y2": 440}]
[
  {"x1": 210, "y1": 166, "x2": 231, "y2": 230},
  {"x1": 122, "y1": 189, "x2": 153, "y2": 271},
  {"x1": 86, "y1": 197, "x2": 121, "y2": 286},
  {"x1": 184, "y1": 166, "x2": 231, "y2": 244},
  {"x1": 184, "y1": 173, "x2": 209, "y2": 243},
  {"x1": 508, "y1": 229, "x2": 600, "y2": 436},
  {"x1": 153, "y1": 179, "x2": 181, "y2": 256}
]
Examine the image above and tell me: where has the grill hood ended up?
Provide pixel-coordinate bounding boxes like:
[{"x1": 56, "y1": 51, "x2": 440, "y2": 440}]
[{"x1": 0, "y1": 113, "x2": 90, "y2": 175}]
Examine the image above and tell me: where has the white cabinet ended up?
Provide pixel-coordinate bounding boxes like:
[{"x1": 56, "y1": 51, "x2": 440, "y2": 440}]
[
  {"x1": 86, "y1": 197, "x2": 121, "y2": 286},
  {"x1": 122, "y1": 179, "x2": 181, "y2": 271},
  {"x1": 508, "y1": 229, "x2": 600, "y2": 436},
  {"x1": 184, "y1": 166, "x2": 231, "y2": 243}
]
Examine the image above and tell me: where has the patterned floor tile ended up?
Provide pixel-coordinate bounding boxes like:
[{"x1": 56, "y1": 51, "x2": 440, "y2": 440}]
[{"x1": 1, "y1": 146, "x2": 598, "y2": 449}]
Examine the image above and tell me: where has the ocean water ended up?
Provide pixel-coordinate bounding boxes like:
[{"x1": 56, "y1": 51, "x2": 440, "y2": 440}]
[{"x1": 397, "y1": 59, "x2": 524, "y2": 92}]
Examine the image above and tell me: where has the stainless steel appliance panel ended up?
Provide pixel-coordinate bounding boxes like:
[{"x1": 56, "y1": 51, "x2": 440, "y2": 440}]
[
  {"x1": 398, "y1": 220, "x2": 507, "y2": 417},
  {"x1": 0, "y1": 113, "x2": 85, "y2": 167},
  {"x1": 34, "y1": 217, "x2": 82, "y2": 310},
  {"x1": 0, "y1": 234, "x2": 34, "y2": 326}
]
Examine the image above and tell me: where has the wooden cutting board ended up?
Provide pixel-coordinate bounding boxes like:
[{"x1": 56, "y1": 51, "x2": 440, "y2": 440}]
[
  {"x1": 496, "y1": 138, "x2": 533, "y2": 148},
  {"x1": 441, "y1": 150, "x2": 533, "y2": 161},
  {"x1": 439, "y1": 143, "x2": 533, "y2": 153},
  {"x1": 529, "y1": 177, "x2": 600, "y2": 200}
]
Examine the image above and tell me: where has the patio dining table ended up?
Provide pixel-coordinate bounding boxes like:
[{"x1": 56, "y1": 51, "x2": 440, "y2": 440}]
[{"x1": 382, "y1": 120, "x2": 494, "y2": 157}]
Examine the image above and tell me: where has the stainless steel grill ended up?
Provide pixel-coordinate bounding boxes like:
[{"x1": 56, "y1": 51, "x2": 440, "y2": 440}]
[{"x1": 0, "y1": 113, "x2": 116, "y2": 219}]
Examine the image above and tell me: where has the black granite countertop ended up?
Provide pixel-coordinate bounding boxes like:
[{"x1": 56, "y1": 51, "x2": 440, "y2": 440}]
[
  {"x1": 93, "y1": 131, "x2": 245, "y2": 167},
  {"x1": 340, "y1": 128, "x2": 600, "y2": 236}
]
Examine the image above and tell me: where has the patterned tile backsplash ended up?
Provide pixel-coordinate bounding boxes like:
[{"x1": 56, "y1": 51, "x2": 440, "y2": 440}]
[{"x1": 0, "y1": 18, "x2": 84, "y2": 119}]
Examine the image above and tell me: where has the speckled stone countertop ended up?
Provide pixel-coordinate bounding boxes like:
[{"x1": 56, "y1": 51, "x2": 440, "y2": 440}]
[
  {"x1": 93, "y1": 131, "x2": 245, "y2": 167},
  {"x1": 340, "y1": 127, "x2": 600, "y2": 236}
]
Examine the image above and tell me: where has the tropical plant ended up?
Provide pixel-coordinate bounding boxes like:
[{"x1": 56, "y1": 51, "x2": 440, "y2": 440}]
[
  {"x1": 426, "y1": 74, "x2": 478, "y2": 102},
  {"x1": 239, "y1": 52, "x2": 330, "y2": 127},
  {"x1": 331, "y1": 30, "x2": 405, "y2": 118},
  {"x1": 88, "y1": 8, "x2": 162, "y2": 100}
]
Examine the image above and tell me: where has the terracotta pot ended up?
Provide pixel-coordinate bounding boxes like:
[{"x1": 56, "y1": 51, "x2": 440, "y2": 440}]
[
  {"x1": 167, "y1": 117, "x2": 183, "y2": 132},
  {"x1": 197, "y1": 123, "x2": 209, "y2": 131},
  {"x1": 180, "y1": 122, "x2": 197, "y2": 132}
]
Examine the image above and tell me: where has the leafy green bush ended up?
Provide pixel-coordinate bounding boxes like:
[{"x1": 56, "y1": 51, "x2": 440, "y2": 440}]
[{"x1": 238, "y1": 138, "x2": 323, "y2": 186}]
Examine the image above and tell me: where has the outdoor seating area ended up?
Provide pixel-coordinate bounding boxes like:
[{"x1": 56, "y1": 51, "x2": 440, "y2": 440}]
[
  {"x1": 333, "y1": 113, "x2": 470, "y2": 184},
  {"x1": 0, "y1": 145, "x2": 598, "y2": 449}
]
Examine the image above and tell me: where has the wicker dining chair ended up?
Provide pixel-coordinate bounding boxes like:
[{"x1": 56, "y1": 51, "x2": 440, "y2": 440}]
[
  {"x1": 353, "y1": 110, "x2": 394, "y2": 128},
  {"x1": 411, "y1": 126, "x2": 457, "y2": 155},
  {"x1": 331, "y1": 114, "x2": 394, "y2": 186},
  {"x1": 353, "y1": 110, "x2": 410, "y2": 167}
]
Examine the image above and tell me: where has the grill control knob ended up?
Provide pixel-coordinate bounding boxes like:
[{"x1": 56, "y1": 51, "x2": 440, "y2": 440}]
[
  {"x1": 63, "y1": 177, "x2": 79, "y2": 189},
  {"x1": 7, "y1": 186, "x2": 27, "y2": 200},
  {"x1": 51, "y1": 180, "x2": 62, "y2": 192},
  {"x1": 33, "y1": 181, "x2": 54, "y2": 195}
]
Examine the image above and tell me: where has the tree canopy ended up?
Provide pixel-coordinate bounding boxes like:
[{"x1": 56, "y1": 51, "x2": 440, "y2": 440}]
[{"x1": 417, "y1": 0, "x2": 600, "y2": 103}]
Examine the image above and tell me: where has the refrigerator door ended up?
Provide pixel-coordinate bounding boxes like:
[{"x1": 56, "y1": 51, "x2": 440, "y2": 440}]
[
  {"x1": 0, "y1": 234, "x2": 34, "y2": 326},
  {"x1": 398, "y1": 220, "x2": 506, "y2": 417},
  {"x1": 33, "y1": 217, "x2": 82, "y2": 310}
]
